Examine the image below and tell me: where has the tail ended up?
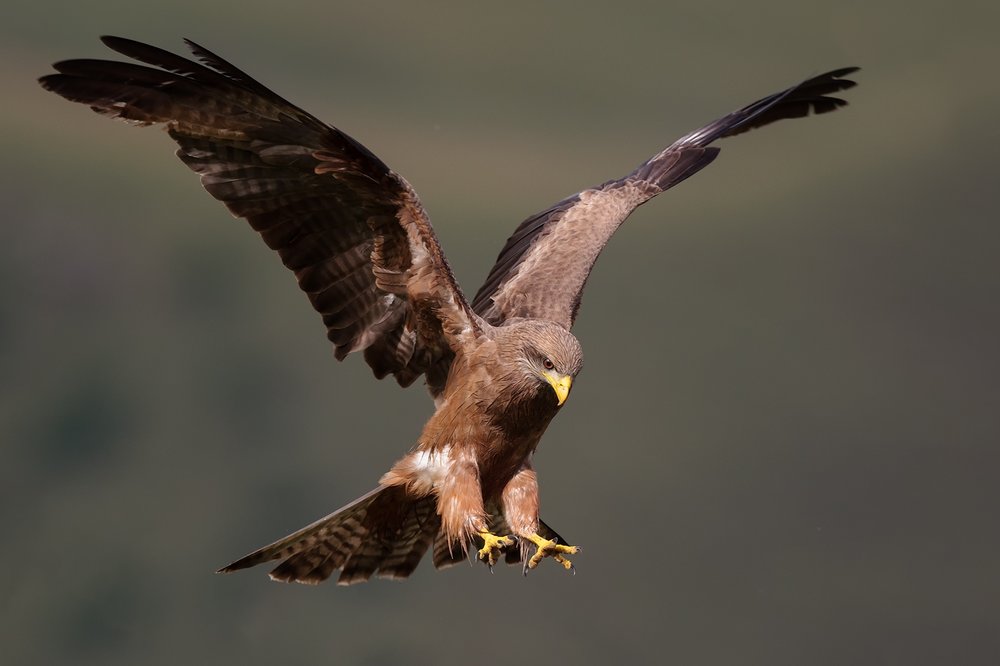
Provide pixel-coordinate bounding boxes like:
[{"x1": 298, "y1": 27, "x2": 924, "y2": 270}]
[
  {"x1": 220, "y1": 488, "x2": 571, "y2": 584},
  {"x1": 219, "y1": 486, "x2": 441, "y2": 585}
]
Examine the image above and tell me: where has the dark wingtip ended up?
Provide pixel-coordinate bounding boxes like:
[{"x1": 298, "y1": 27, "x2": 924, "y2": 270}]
[
  {"x1": 826, "y1": 66, "x2": 861, "y2": 77},
  {"x1": 807, "y1": 66, "x2": 861, "y2": 98},
  {"x1": 99, "y1": 34, "x2": 140, "y2": 55},
  {"x1": 37, "y1": 73, "x2": 57, "y2": 90},
  {"x1": 182, "y1": 37, "x2": 207, "y2": 56}
]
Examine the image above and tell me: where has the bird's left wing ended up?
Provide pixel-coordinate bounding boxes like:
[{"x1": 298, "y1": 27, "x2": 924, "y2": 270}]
[
  {"x1": 40, "y1": 37, "x2": 480, "y2": 393},
  {"x1": 471, "y1": 67, "x2": 859, "y2": 329}
]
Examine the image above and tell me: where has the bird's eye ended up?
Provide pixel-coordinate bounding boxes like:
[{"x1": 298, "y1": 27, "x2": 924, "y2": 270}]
[{"x1": 542, "y1": 358, "x2": 555, "y2": 370}]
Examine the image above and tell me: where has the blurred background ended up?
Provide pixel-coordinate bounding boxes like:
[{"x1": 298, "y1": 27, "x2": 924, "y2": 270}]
[{"x1": 3, "y1": 1, "x2": 998, "y2": 664}]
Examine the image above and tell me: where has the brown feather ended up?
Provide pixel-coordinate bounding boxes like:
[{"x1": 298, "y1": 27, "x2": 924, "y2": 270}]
[
  {"x1": 39, "y1": 36, "x2": 480, "y2": 397},
  {"x1": 222, "y1": 486, "x2": 441, "y2": 585},
  {"x1": 471, "y1": 68, "x2": 858, "y2": 329}
]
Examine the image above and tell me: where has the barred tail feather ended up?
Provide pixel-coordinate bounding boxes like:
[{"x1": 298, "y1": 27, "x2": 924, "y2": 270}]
[
  {"x1": 219, "y1": 486, "x2": 440, "y2": 585},
  {"x1": 220, "y1": 487, "x2": 568, "y2": 582}
]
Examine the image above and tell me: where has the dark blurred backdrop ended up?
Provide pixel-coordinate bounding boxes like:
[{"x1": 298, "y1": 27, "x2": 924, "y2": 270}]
[{"x1": 3, "y1": 2, "x2": 998, "y2": 665}]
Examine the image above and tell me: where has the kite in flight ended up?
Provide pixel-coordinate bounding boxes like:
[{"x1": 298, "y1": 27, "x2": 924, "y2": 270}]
[{"x1": 40, "y1": 37, "x2": 857, "y2": 585}]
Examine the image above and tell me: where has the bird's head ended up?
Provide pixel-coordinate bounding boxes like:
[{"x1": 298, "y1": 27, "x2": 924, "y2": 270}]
[{"x1": 502, "y1": 321, "x2": 583, "y2": 408}]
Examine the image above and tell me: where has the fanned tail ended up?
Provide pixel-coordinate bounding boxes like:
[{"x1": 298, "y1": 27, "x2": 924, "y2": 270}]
[{"x1": 219, "y1": 486, "x2": 440, "y2": 585}]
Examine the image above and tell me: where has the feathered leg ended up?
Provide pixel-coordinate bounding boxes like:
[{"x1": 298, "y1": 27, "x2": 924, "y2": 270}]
[{"x1": 502, "y1": 460, "x2": 579, "y2": 572}]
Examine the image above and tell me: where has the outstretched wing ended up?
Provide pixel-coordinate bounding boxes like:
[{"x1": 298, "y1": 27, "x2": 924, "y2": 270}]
[
  {"x1": 471, "y1": 67, "x2": 859, "y2": 329},
  {"x1": 40, "y1": 36, "x2": 480, "y2": 394}
]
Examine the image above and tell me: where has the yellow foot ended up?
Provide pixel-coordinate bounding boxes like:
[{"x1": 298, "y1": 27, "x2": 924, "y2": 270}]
[
  {"x1": 477, "y1": 531, "x2": 514, "y2": 569},
  {"x1": 524, "y1": 533, "x2": 580, "y2": 572}
]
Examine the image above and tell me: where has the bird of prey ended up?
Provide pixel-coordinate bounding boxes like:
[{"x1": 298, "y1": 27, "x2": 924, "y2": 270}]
[{"x1": 40, "y1": 36, "x2": 857, "y2": 585}]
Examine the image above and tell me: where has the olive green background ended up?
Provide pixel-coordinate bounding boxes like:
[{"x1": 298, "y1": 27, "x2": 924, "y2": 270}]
[{"x1": 3, "y1": 1, "x2": 998, "y2": 664}]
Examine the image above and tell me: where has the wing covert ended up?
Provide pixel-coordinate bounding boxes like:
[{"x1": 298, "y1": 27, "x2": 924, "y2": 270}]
[
  {"x1": 471, "y1": 67, "x2": 858, "y2": 328},
  {"x1": 40, "y1": 36, "x2": 480, "y2": 394}
]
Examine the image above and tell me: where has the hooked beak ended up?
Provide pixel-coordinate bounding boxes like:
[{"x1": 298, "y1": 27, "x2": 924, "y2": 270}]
[{"x1": 542, "y1": 371, "x2": 573, "y2": 406}]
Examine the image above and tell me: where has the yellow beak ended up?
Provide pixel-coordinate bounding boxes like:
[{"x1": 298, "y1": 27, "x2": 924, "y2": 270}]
[{"x1": 542, "y1": 371, "x2": 573, "y2": 406}]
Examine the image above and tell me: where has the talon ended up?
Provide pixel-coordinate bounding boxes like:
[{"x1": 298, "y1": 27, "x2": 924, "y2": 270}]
[
  {"x1": 525, "y1": 533, "x2": 580, "y2": 572},
  {"x1": 552, "y1": 554, "x2": 574, "y2": 570},
  {"x1": 477, "y1": 531, "x2": 513, "y2": 568}
]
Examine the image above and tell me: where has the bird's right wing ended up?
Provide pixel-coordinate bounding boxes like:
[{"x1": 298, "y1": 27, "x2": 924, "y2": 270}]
[
  {"x1": 40, "y1": 37, "x2": 481, "y2": 394},
  {"x1": 471, "y1": 68, "x2": 859, "y2": 329}
]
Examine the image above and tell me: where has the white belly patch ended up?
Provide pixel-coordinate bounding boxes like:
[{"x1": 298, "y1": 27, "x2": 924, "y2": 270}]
[{"x1": 408, "y1": 446, "x2": 453, "y2": 492}]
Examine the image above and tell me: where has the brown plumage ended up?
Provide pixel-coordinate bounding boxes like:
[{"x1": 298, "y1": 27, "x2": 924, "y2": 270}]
[{"x1": 39, "y1": 37, "x2": 858, "y2": 584}]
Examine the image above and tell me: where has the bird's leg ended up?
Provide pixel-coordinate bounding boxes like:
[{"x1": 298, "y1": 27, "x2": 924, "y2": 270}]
[
  {"x1": 431, "y1": 455, "x2": 515, "y2": 568},
  {"x1": 476, "y1": 531, "x2": 513, "y2": 568},
  {"x1": 501, "y1": 460, "x2": 581, "y2": 572},
  {"x1": 523, "y1": 533, "x2": 579, "y2": 571}
]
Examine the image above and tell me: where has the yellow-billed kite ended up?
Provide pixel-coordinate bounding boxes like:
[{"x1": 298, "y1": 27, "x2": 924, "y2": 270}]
[{"x1": 40, "y1": 37, "x2": 857, "y2": 584}]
